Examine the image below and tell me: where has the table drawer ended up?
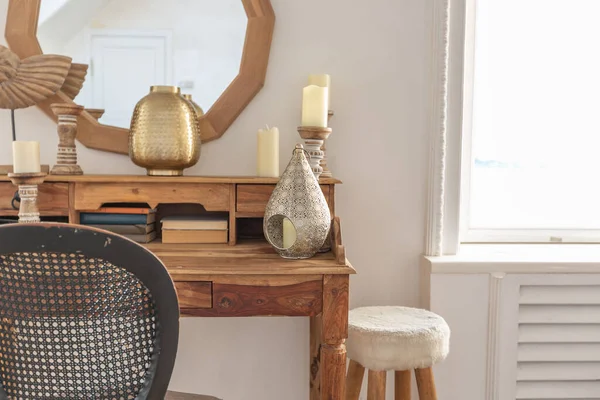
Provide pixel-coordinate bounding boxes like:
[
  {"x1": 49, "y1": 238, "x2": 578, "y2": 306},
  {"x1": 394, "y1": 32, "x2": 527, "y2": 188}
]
[
  {"x1": 74, "y1": 182, "x2": 230, "y2": 211},
  {"x1": 0, "y1": 182, "x2": 69, "y2": 214},
  {"x1": 175, "y1": 282, "x2": 212, "y2": 309},
  {"x1": 179, "y1": 277, "x2": 323, "y2": 317},
  {"x1": 237, "y1": 184, "x2": 331, "y2": 214}
]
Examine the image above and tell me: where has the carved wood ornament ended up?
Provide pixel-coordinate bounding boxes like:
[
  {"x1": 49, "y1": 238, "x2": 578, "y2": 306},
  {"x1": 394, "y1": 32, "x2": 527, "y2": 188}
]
[
  {"x1": 0, "y1": 45, "x2": 71, "y2": 109},
  {"x1": 5, "y1": 0, "x2": 275, "y2": 154}
]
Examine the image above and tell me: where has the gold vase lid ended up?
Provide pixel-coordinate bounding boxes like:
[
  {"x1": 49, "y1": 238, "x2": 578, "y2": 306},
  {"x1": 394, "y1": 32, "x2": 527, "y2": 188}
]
[{"x1": 150, "y1": 85, "x2": 181, "y2": 94}]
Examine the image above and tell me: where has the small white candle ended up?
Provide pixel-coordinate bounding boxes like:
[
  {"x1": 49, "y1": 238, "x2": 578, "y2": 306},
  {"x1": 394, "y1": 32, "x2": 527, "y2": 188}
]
[
  {"x1": 257, "y1": 126, "x2": 279, "y2": 177},
  {"x1": 283, "y1": 218, "x2": 297, "y2": 248},
  {"x1": 301, "y1": 85, "x2": 329, "y2": 127},
  {"x1": 308, "y1": 74, "x2": 331, "y2": 108},
  {"x1": 12, "y1": 141, "x2": 41, "y2": 173}
]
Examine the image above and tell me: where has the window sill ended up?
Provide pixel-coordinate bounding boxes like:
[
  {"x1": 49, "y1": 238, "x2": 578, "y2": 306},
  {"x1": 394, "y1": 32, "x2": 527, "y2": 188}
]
[{"x1": 424, "y1": 244, "x2": 600, "y2": 273}]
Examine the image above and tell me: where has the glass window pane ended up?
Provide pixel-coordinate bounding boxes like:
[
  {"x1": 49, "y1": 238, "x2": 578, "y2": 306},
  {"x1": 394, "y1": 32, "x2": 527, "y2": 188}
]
[{"x1": 470, "y1": 0, "x2": 600, "y2": 229}]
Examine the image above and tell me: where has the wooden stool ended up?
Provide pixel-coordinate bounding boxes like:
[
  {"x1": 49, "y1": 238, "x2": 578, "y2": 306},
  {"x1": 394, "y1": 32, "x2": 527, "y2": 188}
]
[{"x1": 345, "y1": 306, "x2": 450, "y2": 400}]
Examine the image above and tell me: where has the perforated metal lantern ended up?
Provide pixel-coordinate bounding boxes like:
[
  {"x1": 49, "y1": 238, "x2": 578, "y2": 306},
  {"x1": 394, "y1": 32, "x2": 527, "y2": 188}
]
[{"x1": 264, "y1": 144, "x2": 331, "y2": 259}]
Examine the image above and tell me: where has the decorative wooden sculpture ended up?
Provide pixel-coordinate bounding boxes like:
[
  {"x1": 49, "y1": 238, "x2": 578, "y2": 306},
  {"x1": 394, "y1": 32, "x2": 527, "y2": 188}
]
[
  {"x1": 50, "y1": 103, "x2": 85, "y2": 175},
  {"x1": 0, "y1": 45, "x2": 71, "y2": 110},
  {"x1": 7, "y1": 172, "x2": 47, "y2": 223},
  {"x1": 298, "y1": 126, "x2": 332, "y2": 180},
  {"x1": 61, "y1": 63, "x2": 88, "y2": 100}
]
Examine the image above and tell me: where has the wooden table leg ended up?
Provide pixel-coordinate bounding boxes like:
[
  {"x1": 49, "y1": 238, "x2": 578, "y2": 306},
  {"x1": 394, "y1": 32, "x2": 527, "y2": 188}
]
[
  {"x1": 320, "y1": 275, "x2": 349, "y2": 400},
  {"x1": 310, "y1": 315, "x2": 322, "y2": 400}
]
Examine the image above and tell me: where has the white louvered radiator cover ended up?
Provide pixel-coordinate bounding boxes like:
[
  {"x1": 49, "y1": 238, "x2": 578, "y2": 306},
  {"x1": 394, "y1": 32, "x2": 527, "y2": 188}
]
[{"x1": 515, "y1": 284, "x2": 600, "y2": 400}]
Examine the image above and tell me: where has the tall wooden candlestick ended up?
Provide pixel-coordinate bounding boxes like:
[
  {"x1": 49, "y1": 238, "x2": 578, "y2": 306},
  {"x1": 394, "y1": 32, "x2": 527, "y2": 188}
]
[
  {"x1": 320, "y1": 110, "x2": 335, "y2": 178},
  {"x1": 51, "y1": 103, "x2": 84, "y2": 175},
  {"x1": 8, "y1": 172, "x2": 47, "y2": 223},
  {"x1": 298, "y1": 126, "x2": 332, "y2": 180}
]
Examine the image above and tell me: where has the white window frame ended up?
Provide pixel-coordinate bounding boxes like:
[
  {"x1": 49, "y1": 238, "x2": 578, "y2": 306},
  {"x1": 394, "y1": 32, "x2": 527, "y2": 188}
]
[
  {"x1": 426, "y1": 0, "x2": 600, "y2": 256},
  {"x1": 426, "y1": 0, "x2": 463, "y2": 256}
]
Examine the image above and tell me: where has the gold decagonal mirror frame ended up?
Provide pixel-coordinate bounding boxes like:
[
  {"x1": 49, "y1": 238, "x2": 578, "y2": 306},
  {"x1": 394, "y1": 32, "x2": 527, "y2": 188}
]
[{"x1": 5, "y1": 0, "x2": 275, "y2": 155}]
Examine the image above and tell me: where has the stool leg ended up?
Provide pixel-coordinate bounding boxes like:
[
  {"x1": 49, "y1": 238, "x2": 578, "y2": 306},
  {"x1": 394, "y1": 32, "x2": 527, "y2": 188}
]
[
  {"x1": 346, "y1": 360, "x2": 365, "y2": 400},
  {"x1": 367, "y1": 370, "x2": 386, "y2": 400},
  {"x1": 415, "y1": 367, "x2": 437, "y2": 400},
  {"x1": 394, "y1": 370, "x2": 411, "y2": 400}
]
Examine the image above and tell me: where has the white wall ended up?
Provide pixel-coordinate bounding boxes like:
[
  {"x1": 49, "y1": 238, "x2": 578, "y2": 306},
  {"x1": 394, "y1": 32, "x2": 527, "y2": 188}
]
[{"x1": 0, "y1": 0, "x2": 433, "y2": 398}]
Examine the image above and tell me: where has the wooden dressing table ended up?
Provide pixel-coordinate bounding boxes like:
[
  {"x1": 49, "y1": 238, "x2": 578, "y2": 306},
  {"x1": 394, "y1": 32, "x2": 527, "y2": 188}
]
[{"x1": 0, "y1": 175, "x2": 355, "y2": 400}]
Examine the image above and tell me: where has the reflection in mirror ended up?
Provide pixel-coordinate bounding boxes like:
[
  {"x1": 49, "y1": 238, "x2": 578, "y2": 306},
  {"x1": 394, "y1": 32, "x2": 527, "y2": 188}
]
[{"x1": 37, "y1": 0, "x2": 247, "y2": 129}]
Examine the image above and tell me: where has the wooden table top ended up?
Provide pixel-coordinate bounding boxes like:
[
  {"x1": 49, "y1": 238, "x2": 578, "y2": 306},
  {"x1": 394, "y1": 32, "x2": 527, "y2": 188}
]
[
  {"x1": 144, "y1": 240, "x2": 355, "y2": 280},
  {"x1": 0, "y1": 174, "x2": 342, "y2": 184}
]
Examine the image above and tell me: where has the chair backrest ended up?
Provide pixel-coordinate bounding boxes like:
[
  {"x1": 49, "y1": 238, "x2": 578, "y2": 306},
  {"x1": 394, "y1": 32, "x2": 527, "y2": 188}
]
[{"x1": 0, "y1": 223, "x2": 179, "y2": 400}]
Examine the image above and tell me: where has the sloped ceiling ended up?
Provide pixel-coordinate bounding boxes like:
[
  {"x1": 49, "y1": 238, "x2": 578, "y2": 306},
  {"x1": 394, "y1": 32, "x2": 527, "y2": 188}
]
[{"x1": 37, "y1": 0, "x2": 112, "y2": 53}]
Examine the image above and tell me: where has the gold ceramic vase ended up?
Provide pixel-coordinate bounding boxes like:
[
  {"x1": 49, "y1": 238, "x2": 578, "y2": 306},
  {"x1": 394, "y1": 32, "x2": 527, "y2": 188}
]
[
  {"x1": 182, "y1": 94, "x2": 205, "y2": 118},
  {"x1": 129, "y1": 86, "x2": 201, "y2": 176}
]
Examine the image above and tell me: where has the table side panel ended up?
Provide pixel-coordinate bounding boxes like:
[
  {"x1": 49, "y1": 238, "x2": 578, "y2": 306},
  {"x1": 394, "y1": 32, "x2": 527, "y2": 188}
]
[
  {"x1": 174, "y1": 281, "x2": 212, "y2": 309},
  {"x1": 0, "y1": 182, "x2": 68, "y2": 215}
]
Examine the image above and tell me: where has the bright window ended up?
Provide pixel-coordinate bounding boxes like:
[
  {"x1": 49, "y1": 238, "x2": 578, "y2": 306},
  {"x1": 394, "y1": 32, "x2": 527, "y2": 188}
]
[{"x1": 462, "y1": 0, "x2": 600, "y2": 242}]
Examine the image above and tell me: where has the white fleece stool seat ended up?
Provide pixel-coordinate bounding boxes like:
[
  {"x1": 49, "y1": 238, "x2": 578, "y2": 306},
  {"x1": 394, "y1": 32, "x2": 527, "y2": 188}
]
[
  {"x1": 345, "y1": 307, "x2": 450, "y2": 400},
  {"x1": 347, "y1": 306, "x2": 450, "y2": 371}
]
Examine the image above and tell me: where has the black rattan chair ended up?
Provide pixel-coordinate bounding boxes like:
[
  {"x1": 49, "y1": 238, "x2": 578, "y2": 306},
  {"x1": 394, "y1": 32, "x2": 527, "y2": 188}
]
[{"x1": 0, "y1": 223, "x2": 218, "y2": 400}]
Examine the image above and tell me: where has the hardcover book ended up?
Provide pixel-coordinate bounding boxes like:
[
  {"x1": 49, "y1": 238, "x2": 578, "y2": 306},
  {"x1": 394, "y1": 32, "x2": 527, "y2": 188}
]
[
  {"x1": 122, "y1": 231, "x2": 157, "y2": 243},
  {"x1": 89, "y1": 224, "x2": 154, "y2": 235},
  {"x1": 162, "y1": 229, "x2": 228, "y2": 244},
  {"x1": 161, "y1": 215, "x2": 228, "y2": 231},
  {"x1": 80, "y1": 213, "x2": 156, "y2": 225}
]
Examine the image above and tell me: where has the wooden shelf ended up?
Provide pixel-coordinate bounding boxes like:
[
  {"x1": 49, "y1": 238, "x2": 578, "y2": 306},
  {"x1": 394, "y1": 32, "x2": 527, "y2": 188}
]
[
  {"x1": 143, "y1": 239, "x2": 355, "y2": 278},
  {"x1": 0, "y1": 174, "x2": 342, "y2": 184},
  {"x1": 235, "y1": 212, "x2": 264, "y2": 218},
  {"x1": 0, "y1": 210, "x2": 68, "y2": 217}
]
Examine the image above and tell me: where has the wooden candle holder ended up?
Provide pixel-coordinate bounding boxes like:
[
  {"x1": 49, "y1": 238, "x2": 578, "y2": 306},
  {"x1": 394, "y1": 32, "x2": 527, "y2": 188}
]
[
  {"x1": 51, "y1": 103, "x2": 85, "y2": 175},
  {"x1": 8, "y1": 172, "x2": 47, "y2": 223},
  {"x1": 85, "y1": 108, "x2": 105, "y2": 120},
  {"x1": 298, "y1": 126, "x2": 332, "y2": 180},
  {"x1": 320, "y1": 110, "x2": 335, "y2": 178},
  {"x1": 0, "y1": 165, "x2": 50, "y2": 175}
]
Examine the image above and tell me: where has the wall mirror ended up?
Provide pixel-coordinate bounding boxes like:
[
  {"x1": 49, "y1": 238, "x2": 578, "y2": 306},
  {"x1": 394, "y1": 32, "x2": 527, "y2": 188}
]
[{"x1": 5, "y1": 0, "x2": 275, "y2": 154}]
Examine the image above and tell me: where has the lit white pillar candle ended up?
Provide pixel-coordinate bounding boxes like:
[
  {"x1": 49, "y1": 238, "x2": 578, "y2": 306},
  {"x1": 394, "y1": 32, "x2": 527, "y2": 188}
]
[
  {"x1": 283, "y1": 217, "x2": 297, "y2": 248},
  {"x1": 12, "y1": 141, "x2": 41, "y2": 173},
  {"x1": 308, "y1": 74, "x2": 331, "y2": 108},
  {"x1": 257, "y1": 126, "x2": 279, "y2": 177},
  {"x1": 301, "y1": 85, "x2": 329, "y2": 128}
]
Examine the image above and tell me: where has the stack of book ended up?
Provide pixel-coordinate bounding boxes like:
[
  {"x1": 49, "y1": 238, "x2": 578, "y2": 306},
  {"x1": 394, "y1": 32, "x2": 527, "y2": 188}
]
[
  {"x1": 80, "y1": 207, "x2": 157, "y2": 243},
  {"x1": 161, "y1": 215, "x2": 228, "y2": 244}
]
